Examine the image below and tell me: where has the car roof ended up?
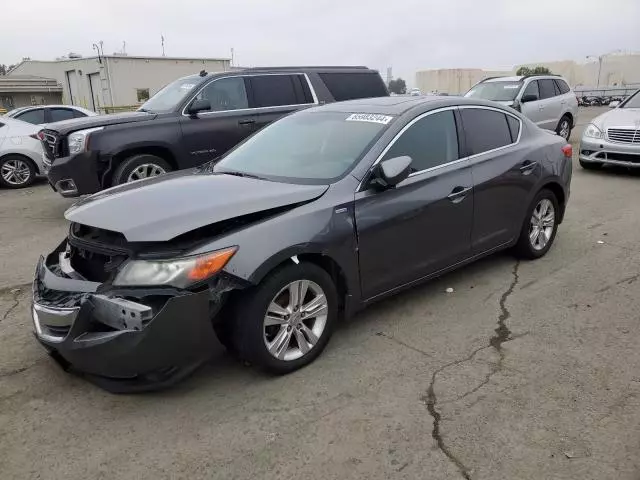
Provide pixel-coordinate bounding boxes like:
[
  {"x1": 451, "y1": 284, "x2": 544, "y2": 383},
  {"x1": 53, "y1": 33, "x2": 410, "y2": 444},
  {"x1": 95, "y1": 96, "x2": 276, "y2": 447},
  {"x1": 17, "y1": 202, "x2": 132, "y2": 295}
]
[
  {"x1": 484, "y1": 76, "x2": 524, "y2": 82},
  {"x1": 310, "y1": 95, "x2": 504, "y2": 115}
]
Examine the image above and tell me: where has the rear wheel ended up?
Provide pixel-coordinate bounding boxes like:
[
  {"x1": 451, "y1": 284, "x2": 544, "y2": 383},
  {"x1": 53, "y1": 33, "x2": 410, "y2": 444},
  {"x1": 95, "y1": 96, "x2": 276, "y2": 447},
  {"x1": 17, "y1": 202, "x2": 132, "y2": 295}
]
[
  {"x1": 556, "y1": 115, "x2": 572, "y2": 140},
  {"x1": 0, "y1": 155, "x2": 36, "y2": 188},
  {"x1": 112, "y1": 154, "x2": 172, "y2": 186},
  {"x1": 514, "y1": 189, "x2": 559, "y2": 259},
  {"x1": 231, "y1": 262, "x2": 338, "y2": 374}
]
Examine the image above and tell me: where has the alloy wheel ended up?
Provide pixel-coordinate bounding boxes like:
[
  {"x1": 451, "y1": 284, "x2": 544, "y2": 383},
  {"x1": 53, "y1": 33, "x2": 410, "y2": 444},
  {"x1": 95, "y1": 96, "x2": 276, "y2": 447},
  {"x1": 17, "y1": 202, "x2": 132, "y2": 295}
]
[
  {"x1": 1, "y1": 159, "x2": 32, "y2": 186},
  {"x1": 559, "y1": 119, "x2": 571, "y2": 140},
  {"x1": 529, "y1": 198, "x2": 555, "y2": 251},
  {"x1": 127, "y1": 163, "x2": 166, "y2": 182},
  {"x1": 263, "y1": 279, "x2": 328, "y2": 361}
]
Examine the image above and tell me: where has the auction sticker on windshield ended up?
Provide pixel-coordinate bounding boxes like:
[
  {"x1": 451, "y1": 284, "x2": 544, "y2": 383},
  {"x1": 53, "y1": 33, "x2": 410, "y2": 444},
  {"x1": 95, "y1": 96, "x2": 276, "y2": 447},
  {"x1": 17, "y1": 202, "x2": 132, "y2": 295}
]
[{"x1": 346, "y1": 113, "x2": 393, "y2": 124}]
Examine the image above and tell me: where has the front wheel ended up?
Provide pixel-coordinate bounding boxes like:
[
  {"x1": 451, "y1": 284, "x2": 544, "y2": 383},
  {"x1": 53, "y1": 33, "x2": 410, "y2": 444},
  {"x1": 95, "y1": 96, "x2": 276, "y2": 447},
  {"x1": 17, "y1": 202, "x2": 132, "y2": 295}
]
[
  {"x1": 231, "y1": 262, "x2": 338, "y2": 374},
  {"x1": 514, "y1": 189, "x2": 559, "y2": 259},
  {"x1": 112, "y1": 154, "x2": 172, "y2": 186}
]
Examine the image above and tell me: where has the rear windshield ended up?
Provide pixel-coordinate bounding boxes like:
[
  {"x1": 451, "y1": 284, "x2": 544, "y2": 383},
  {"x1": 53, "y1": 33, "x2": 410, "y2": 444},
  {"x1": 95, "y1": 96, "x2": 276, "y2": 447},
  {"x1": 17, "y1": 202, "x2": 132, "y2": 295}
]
[
  {"x1": 465, "y1": 81, "x2": 523, "y2": 101},
  {"x1": 319, "y1": 72, "x2": 388, "y2": 101}
]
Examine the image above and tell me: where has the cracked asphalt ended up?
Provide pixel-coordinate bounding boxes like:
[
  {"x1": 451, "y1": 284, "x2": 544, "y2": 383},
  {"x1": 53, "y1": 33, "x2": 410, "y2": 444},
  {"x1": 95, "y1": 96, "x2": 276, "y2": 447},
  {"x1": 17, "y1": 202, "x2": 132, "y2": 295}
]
[{"x1": 1, "y1": 107, "x2": 639, "y2": 479}]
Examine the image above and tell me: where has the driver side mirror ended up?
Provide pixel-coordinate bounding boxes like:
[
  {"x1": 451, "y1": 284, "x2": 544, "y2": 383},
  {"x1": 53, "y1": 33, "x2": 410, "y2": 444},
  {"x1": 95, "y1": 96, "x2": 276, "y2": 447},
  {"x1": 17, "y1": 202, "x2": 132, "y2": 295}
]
[
  {"x1": 521, "y1": 94, "x2": 538, "y2": 103},
  {"x1": 372, "y1": 156, "x2": 412, "y2": 189},
  {"x1": 187, "y1": 98, "x2": 211, "y2": 115}
]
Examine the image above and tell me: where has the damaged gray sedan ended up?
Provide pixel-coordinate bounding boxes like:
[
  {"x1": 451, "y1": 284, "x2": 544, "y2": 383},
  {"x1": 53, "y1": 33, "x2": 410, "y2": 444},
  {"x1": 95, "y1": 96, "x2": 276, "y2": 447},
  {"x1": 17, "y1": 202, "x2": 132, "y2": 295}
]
[{"x1": 32, "y1": 96, "x2": 572, "y2": 392}]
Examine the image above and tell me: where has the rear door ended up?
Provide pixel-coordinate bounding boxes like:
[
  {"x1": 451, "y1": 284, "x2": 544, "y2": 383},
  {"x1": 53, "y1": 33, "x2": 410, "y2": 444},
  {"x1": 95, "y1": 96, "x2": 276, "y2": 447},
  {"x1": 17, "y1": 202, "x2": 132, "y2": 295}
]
[
  {"x1": 355, "y1": 108, "x2": 473, "y2": 299},
  {"x1": 247, "y1": 74, "x2": 315, "y2": 132},
  {"x1": 14, "y1": 108, "x2": 45, "y2": 125},
  {"x1": 460, "y1": 106, "x2": 539, "y2": 253},
  {"x1": 179, "y1": 76, "x2": 257, "y2": 166},
  {"x1": 537, "y1": 79, "x2": 562, "y2": 130}
]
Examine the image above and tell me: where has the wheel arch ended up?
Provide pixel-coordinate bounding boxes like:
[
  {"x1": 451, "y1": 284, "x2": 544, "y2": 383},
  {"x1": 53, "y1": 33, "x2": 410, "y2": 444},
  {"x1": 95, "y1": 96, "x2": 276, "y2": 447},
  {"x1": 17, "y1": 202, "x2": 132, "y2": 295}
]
[
  {"x1": 247, "y1": 246, "x2": 358, "y2": 317},
  {"x1": 105, "y1": 145, "x2": 178, "y2": 186},
  {"x1": 539, "y1": 180, "x2": 567, "y2": 223}
]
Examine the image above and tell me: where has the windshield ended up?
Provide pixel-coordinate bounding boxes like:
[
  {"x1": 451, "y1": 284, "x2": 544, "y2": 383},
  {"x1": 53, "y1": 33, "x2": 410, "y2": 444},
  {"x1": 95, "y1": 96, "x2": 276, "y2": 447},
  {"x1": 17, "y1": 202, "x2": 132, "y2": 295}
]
[
  {"x1": 138, "y1": 75, "x2": 203, "y2": 113},
  {"x1": 214, "y1": 111, "x2": 391, "y2": 183},
  {"x1": 621, "y1": 90, "x2": 640, "y2": 108},
  {"x1": 465, "y1": 81, "x2": 523, "y2": 101}
]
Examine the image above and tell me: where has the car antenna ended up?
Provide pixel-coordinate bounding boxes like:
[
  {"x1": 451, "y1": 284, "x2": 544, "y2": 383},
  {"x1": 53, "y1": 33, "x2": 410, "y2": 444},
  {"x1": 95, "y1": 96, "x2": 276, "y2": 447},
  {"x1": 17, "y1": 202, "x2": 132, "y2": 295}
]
[{"x1": 199, "y1": 70, "x2": 207, "y2": 77}]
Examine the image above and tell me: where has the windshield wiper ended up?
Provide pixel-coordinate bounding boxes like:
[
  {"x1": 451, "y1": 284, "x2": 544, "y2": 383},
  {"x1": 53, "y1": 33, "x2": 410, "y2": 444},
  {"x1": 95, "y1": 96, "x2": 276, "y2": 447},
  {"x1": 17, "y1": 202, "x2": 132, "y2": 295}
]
[{"x1": 219, "y1": 170, "x2": 266, "y2": 180}]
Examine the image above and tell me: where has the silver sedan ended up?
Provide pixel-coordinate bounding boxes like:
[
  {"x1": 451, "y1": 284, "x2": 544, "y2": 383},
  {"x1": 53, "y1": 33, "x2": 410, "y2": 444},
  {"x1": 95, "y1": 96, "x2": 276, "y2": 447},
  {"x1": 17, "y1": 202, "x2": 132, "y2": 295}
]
[{"x1": 579, "y1": 89, "x2": 640, "y2": 169}]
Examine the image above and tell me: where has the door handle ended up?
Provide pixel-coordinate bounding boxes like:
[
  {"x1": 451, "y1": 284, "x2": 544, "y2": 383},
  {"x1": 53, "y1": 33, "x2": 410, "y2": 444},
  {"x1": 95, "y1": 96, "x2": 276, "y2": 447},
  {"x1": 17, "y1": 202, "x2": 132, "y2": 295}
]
[
  {"x1": 538, "y1": 105, "x2": 545, "y2": 110},
  {"x1": 447, "y1": 186, "x2": 472, "y2": 203},
  {"x1": 238, "y1": 119, "x2": 255, "y2": 126},
  {"x1": 520, "y1": 160, "x2": 538, "y2": 175}
]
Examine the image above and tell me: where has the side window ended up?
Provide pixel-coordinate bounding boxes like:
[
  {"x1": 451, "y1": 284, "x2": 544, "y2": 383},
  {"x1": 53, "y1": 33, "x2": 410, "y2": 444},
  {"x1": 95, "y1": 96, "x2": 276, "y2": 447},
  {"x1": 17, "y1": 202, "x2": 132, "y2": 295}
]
[
  {"x1": 461, "y1": 108, "x2": 513, "y2": 155},
  {"x1": 382, "y1": 110, "x2": 459, "y2": 173},
  {"x1": 554, "y1": 79, "x2": 570, "y2": 94},
  {"x1": 291, "y1": 74, "x2": 314, "y2": 104},
  {"x1": 250, "y1": 75, "x2": 298, "y2": 108},
  {"x1": 73, "y1": 109, "x2": 88, "y2": 118},
  {"x1": 319, "y1": 72, "x2": 388, "y2": 101},
  {"x1": 50, "y1": 108, "x2": 76, "y2": 122},
  {"x1": 196, "y1": 77, "x2": 248, "y2": 111},
  {"x1": 506, "y1": 115, "x2": 521, "y2": 142},
  {"x1": 16, "y1": 109, "x2": 45, "y2": 125},
  {"x1": 522, "y1": 81, "x2": 539, "y2": 100},
  {"x1": 538, "y1": 80, "x2": 557, "y2": 99}
]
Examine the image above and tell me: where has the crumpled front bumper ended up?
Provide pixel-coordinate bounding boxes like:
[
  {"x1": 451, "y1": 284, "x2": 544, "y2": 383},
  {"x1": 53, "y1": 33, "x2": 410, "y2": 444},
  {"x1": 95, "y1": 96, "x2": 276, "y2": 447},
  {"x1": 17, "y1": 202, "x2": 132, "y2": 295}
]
[{"x1": 32, "y1": 248, "x2": 223, "y2": 393}]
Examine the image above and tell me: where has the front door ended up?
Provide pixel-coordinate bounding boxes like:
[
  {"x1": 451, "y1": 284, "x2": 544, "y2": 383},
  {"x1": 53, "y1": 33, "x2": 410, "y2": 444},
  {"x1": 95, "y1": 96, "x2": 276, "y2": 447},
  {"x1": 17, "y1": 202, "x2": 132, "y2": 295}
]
[
  {"x1": 520, "y1": 80, "x2": 546, "y2": 127},
  {"x1": 179, "y1": 76, "x2": 256, "y2": 168},
  {"x1": 355, "y1": 108, "x2": 474, "y2": 300}
]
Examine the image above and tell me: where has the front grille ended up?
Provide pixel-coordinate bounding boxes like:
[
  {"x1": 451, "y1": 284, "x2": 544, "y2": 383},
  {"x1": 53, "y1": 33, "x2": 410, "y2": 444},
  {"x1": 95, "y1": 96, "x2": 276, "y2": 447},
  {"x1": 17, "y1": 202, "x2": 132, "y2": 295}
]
[
  {"x1": 40, "y1": 130, "x2": 64, "y2": 160},
  {"x1": 607, "y1": 128, "x2": 640, "y2": 144}
]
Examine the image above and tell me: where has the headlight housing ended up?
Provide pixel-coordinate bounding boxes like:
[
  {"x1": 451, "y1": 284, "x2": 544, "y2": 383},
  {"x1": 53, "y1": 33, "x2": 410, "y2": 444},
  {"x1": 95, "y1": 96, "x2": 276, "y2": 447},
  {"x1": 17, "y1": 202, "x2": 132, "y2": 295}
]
[
  {"x1": 67, "y1": 127, "x2": 104, "y2": 155},
  {"x1": 113, "y1": 247, "x2": 237, "y2": 288},
  {"x1": 583, "y1": 123, "x2": 603, "y2": 139}
]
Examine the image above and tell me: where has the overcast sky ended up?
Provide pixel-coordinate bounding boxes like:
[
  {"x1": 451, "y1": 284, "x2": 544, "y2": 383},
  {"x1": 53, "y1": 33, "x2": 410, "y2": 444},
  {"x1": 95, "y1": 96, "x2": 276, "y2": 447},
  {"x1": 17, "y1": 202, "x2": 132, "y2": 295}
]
[{"x1": 2, "y1": 0, "x2": 639, "y2": 85}]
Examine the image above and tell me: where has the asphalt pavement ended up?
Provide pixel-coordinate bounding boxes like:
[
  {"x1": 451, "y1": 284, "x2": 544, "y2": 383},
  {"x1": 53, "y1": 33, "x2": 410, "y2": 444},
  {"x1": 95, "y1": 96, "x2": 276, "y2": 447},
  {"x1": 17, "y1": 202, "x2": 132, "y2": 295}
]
[{"x1": 1, "y1": 107, "x2": 639, "y2": 480}]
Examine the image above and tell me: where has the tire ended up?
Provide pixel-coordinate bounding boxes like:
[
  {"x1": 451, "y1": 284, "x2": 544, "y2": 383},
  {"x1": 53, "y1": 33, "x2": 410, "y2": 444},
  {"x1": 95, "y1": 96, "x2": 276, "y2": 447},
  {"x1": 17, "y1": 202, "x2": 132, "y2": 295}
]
[
  {"x1": 0, "y1": 155, "x2": 36, "y2": 189},
  {"x1": 514, "y1": 189, "x2": 560, "y2": 260},
  {"x1": 579, "y1": 159, "x2": 602, "y2": 170},
  {"x1": 112, "y1": 154, "x2": 172, "y2": 186},
  {"x1": 231, "y1": 262, "x2": 338, "y2": 374},
  {"x1": 556, "y1": 115, "x2": 572, "y2": 140}
]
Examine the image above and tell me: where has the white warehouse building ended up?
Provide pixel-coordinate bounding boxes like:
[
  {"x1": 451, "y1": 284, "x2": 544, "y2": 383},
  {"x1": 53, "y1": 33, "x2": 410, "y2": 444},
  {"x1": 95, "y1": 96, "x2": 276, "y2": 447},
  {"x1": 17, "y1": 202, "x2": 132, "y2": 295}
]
[{"x1": 9, "y1": 55, "x2": 231, "y2": 112}]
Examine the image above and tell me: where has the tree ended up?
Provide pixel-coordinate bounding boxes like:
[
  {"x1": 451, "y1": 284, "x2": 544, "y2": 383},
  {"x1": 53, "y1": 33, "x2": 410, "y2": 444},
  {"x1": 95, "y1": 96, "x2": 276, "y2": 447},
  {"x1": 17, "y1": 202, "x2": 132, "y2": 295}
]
[
  {"x1": 388, "y1": 78, "x2": 407, "y2": 94},
  {"x1": 0, "y1": 64, "x2": 16, "y2": 75},
  {"x1": 516, "y1": 66, "x2": 552, "y2": 76}
]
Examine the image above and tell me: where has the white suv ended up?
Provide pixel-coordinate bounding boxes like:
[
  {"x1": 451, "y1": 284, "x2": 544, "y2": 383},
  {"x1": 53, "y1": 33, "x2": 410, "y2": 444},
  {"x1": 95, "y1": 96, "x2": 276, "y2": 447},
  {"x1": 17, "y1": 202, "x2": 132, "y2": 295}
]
[{"x1": 465, "y1": 75, "x2": 579, "y2": 140}]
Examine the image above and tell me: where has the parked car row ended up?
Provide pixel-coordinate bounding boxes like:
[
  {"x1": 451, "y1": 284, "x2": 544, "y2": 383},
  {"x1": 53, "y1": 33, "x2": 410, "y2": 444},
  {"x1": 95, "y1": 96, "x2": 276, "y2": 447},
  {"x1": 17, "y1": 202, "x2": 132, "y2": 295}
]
[{"x1": 577, "y1": 95, "x2": 627, "y2": 107}]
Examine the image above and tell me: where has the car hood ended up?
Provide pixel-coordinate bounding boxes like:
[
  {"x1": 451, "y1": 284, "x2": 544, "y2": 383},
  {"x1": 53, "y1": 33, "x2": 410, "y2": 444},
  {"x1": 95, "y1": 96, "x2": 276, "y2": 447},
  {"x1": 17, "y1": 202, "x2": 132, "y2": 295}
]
[
  {"x1": 65, "y1": 171, "x2": 329, "y2": 242},
  {"x1": 593, "y1": 108, "x2": 640, "y2": 129},
  {"x1": 44, "y1": 111, "x2": 157, "y2": 135}
]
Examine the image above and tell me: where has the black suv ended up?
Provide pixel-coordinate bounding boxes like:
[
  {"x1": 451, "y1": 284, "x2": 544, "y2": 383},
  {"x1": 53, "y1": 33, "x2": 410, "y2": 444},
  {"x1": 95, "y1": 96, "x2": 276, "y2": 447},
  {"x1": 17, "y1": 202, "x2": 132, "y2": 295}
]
[{"x1": 39, "y1": 66, "x2": 388, "y2": 197}]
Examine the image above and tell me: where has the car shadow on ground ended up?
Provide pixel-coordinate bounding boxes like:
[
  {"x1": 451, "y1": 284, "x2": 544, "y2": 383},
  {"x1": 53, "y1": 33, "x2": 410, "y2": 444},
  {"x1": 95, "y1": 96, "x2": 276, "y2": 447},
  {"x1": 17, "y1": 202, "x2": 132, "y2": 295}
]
[{"x1": 162, "y1": 250, "x2": 518, "y2": 397}]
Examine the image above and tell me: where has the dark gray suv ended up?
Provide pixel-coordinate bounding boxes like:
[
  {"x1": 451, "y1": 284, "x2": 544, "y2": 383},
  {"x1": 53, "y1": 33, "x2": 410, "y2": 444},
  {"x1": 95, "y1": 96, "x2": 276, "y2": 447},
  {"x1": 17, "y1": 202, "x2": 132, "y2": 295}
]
[{"x1": 32, "y1": 96, "x2": 572, "y2": 392}]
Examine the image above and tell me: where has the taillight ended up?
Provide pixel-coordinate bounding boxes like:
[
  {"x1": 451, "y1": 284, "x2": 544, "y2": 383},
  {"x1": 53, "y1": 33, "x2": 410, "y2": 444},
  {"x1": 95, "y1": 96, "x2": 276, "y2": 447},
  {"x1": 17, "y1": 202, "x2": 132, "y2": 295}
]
[
  {"x1": 37, "y1": 130, "x2": 46, "y2": 141},
  {"x1": 561, "y1": 144, "x2": 572, "y2": 158}
]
